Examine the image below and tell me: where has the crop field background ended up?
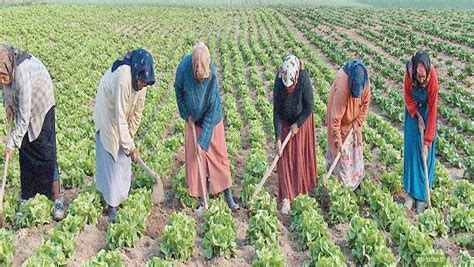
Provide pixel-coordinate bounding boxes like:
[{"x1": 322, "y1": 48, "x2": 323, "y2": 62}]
[{"x1": 0, "y1": 1, "x2": 472, "y2": 266}]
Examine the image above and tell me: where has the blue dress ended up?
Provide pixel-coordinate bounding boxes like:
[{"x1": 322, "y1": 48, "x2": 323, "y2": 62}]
[{"x1": 403, "y1": 85, "x2": 436, "y2": 202}]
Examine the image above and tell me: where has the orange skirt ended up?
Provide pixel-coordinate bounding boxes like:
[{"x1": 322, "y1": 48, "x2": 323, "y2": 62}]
[
  {"x1": 185, "y1": 120, "x2": 233, "y2": 198},
  {"x1": 277, "y1": 114, "x2": 317, "y2": 201}
]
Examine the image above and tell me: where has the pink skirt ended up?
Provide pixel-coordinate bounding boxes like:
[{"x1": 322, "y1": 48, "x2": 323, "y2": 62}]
[{"x1": 185, "y1": 120, "x2": 233, "y2": 198}]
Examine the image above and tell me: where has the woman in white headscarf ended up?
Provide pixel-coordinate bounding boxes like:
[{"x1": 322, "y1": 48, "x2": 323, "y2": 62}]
[{"x1": 273, "y1": 55, "x2": 317, "y2": 214}]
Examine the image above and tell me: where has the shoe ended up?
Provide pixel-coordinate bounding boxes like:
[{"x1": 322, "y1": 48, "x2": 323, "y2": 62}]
[
  {"x1": 416, "y1": 201, "x2": 426, "y2": 214},
  {"x1": 404, "y1": 195, "x2": 414, "y2": 210},
  {"x1": 224, "y1": 188, "x2": 239, "y2": 211},
  {"x1": 53, "y1": 199, "x2": 65, "y2": 221},
  {"x1": 107, "y1": 207, "x2": 117, "y2": 223},
  {"x1": 281, "y1": 198, "x2": 290, "y2": 215}
]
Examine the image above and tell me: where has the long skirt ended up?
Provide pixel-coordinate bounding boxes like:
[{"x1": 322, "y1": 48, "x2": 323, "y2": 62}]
[
  {"x1": 19, "y1": 107, "x2": 57, "y2": 200},
  {"x1": 277, "y1": 114, "x2": 317, "y2": 201},
  {"x1": 185, "y1": 120, "x2": 233, "y2": 198},
  {"x1": 326, "y1": 128, "x2": 364, "y2": 191},
  {"x1": 403, "y1": 107, "x2": 436, "y2": 202},
  {"x1": 95, "y1": 131, "x2": 132, "y2": 207}
]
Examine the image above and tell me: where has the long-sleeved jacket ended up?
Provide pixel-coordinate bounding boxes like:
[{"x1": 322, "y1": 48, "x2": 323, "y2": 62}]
[
  {"x1": 326, "y1": 68, "x2": 371, "y2": 156},
  {"x1": 174, "y1": 54, "x2": 222, "y2": 151},
  {"x1": 404, "y1": 65, "x2": 438, "y2": 147},
  {"x1": 273, "y1": 69, "x2": 314, "y2": 140},
  {"x1": 93, "y1": 65, "x2": 146, "y2": 161},
  {"x1": 2, "y1": 56, "x2": 55, "y2": 148}
]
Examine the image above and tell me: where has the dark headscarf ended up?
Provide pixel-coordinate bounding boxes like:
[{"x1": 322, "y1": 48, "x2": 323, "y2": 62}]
[
  {"x1": 408, "y1": 50, "x2": 431, "y2": 88},
  {"x1": 112, "y1": 48, "x2": 155, "y2": 91},
  {"x1": 0, "y1": 44, "x2": 31, "y2": 84},
  {"x1": 343, "y1": 59, "x2": 368, "y2": 98}
]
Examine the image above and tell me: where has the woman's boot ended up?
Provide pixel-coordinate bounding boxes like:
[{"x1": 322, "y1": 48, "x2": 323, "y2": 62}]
[{"x1": 224, "y1": 187, "x2": 239, "y2": 211}]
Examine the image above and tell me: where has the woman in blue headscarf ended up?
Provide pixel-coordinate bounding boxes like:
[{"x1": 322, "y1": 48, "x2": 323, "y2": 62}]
[
  {"x1": 403, "y1": 50, "x2": 438, "y2": 214},
  {"x1": 326, "y1": 59, "x2": 371, "y2": 190},
  {"x1": 93, "y1": 48, "x2": 155, "y2": 222}
]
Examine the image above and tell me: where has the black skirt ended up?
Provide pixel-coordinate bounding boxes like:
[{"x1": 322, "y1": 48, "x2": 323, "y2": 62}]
[{"x1": 19, "y1": 107, "x2": 57, "y2": 200}]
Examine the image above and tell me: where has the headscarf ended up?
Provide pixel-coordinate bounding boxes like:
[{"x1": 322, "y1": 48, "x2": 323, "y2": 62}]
[
  {"x1": 192, "y1": 42, "x2": 211, "y2": 81},
  {"x1": 0, "y1": 44, "x2": 31, "y2": 84},
  {"x1": 279, "y1": 55, "x2": 301, "y2": 91},
  {"x1": 343, "y1": 59, "x2": 368, "y2": 98},
  {"x1": 112, "y1": 48, "x2": 155, "y2": 91},
  {"x1": 408, "y1": 50, "x2": 431, "y2": 88}
]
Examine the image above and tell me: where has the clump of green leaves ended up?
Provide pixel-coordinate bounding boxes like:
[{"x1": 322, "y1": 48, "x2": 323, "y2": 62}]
[
  {"x1": 240, "y1": 152, "x2": 267, "y2": 207},
  {"x1": 389, "y1": 217, "x2": 412, "y2": 245},
  {"x1": 201, "y1": 198, "x2": 237, "y2": 259},
  {"x1": 0, "y1": 229, "x2": 15, "y2": 266},
  {"x1": 289, "y1": 194, "x2": 320, "y2": 231},
  {"x1": 2, "y1": 191, "x2": 19, "y2": 225},
  {"x1": 431, "y1": 186, "x2": 450, "y2": 210},
  {"x1": 326, "y1": 176, "x2": 358, "y2": 224},
  {"x1": 454, "y1": 233, "x2": 473, "y2": 249},
  {"x1": 43, "y1": 228, "x2": 77, "y2": 258},
  {"x1": 296, "y1": 210, "x2": 328, "y2": 249},
  {"x1": 16, "y1": 194, "x2": 53, "y2": 228},
  {"x1": 56, "y1": 214, "x2": 86, "y2": 235},
  {"x1": 306, "y1": 235, "x2": 345, "y2": 266},
  {"x1": 23, "y1": 242, "x2": 66, "y2": 267},
  {"x1": 380, "y1": 172, "x2": 403, "y2": 194},
  {"x1": 347, "y1": 216, "x2": 396, "y2": 265},
  {"x1": 252, "y1": 246, "x2": 285, "y2": 267},
  {"x1": 249, "y1": 190, "x2": 277, "y2": 216},
  {"x1": 368, "y1": 246, "x2": 398, "y2": 267},
  {"x1": 399, "y1": 226, "x2": 432, "y2": 265},
  {"x1": 359, "y1": 180, "x2": 406, "y2": 230},
  {"x1": 456, "y1": 250, "x2": 474, "y2": 267},
  {"x1": 418, "y1": 208, "x2": 449, "y2": 238},
  {"x1": 106, "y1": 188, "x2": 152, "y2": 250},
  {"x1": 447, "y1": 204, "x2": 473, "y2": 233},
  {"x1": 453, "y1": 179, "x2": 474, "y2": 207},
  {"x1": 160, "y1": 212, "x2": 196, "y2": 261},
  {"x1": 203, "y1": 223, "x2": 237, "y2": 259},
  {"x1": 171, "y1": 167, "x2": 198, "y2": 209},
  {"x1": 81, "y1": 249, "x2": 125, "y2": 267},
  {"x1": 146, "y1": 257, "x2": 176, "y2": 267},
  {"x1": 246, "y1": 210, "x2": 280, "y2": 246},
  {"x1": 68, "y1": 189, "x2": 102, "y2": 225}
]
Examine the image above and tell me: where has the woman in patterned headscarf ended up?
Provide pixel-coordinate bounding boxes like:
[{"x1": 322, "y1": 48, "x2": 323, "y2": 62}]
[
  {"x1": 0, "y1": 44, "x2": 64, "y2": 221},
  {"x1": 326, "y1": 59, "x2": 371, "y2": 190},
  {"x1": 175, "y1": 42, "x2": 239, "y2": 212},
  {"x1": 93, "y1": 48, "x2": 155, "y2": 222},
  {"x1": 273, "y1": 55, "x2": 317, "y2": 215},
  {"x1": 403, "y1": 50, "x2": 438, "y2": 214}
]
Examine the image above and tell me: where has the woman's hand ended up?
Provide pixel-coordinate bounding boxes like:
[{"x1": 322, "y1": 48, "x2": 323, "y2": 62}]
[
  {"x1": 290, "y1": 123, "x2": 299, "y2": 137},
  {"x1": 4, "y1": 147, "x2": 13, "y2": 162},
  {"x1": 130, "y1": 148, "x2": 139, "y2": 163},
  {"x1": 276, "y1": 139, "x2": 282, "y2": 157},
  {"x1": 6, "y1": 106, "x2": 14, "y2": 124},
  {"x1": 422, "y1": 145, "x2": 428, "y2": 159}
]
